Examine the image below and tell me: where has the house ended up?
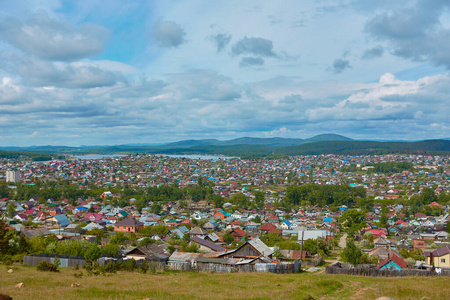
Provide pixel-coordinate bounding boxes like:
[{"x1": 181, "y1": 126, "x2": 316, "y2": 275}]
[
  {"x1": 280, "y1": 220, "x2": 291, "y2": 230},
  {"x1": 48, "y1": 207, "x2": 61, "y2": 216},
  {"x1": 280, "y1": 249, "x2": 306, "y2": 260},
  {"x1": 167, "y1": 252, "x2": 202, "y2": 269},
  {"x1": 204, "y1": 232, "x2": 220, "y2": 243},
  {"x1": 84, "y1": 213, "x2": 103, "y2": 222},
  {"x1": 83, "y1": 223, "x2": 104, "y2": 231},
  {"x1": 190, "y1": 236, "x2": 225, "y2": 252},
  {"x1": 374, "y1": 236, "x2": 391, "y2": 248},
  {"x1": 414, "y1": 212, "x2": 427, "y2": 221},
  {"x1": 190, "y1": 227, "x2": 208, "y2": 238},
  {"x1": 214, "y1": 210, "x2": 228, "y2": 220},
  {"x1": 46, "y1": 214, "x2": 70, "y2": 227},
  {"x1": 203, "y1": 219, "x2": 218, "y2": 231},
  {"x1": 100, "y1": 191, "x2": 113, "y2": 198},
  {"x1": 259, "y1": 223, "x2": 281, "y2": 234},
  {"x1": 114, "y1": 218, "x2": 144, "y2": 233},
  {"x1": 367, "y1": 229, "x2": 387, "y2": 238},
  {"x1": 124, "y1": 243, "x2": 169, "y2": 261},
  {"x1": 377, "y1": 253, "x2": 407, "y2": 270},
  {"x1": 230, "y1": 228, "x2": 246, "y2": 242},
  {"x1": 368, "y1": 246, "x2": 401, "y2": 260},
  {"x1": 21, "y1": 227, "x2": 53, "y2": 239},
  {"x1": 413, "y1": 239, "x2": 425, "y2": 251},
  {"x1": 425, "y1": 246, "x2": 450, "y2": 268},
  {"x1": 219, "y1": 238, "x2": 273, "y2": 259},
  {"x1": 298, "y1": 230, "x2": 333, "y2": 241}
]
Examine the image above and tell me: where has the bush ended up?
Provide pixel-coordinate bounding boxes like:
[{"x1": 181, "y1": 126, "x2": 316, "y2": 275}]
[
  {"x1": 140, "y1": 259, "x2": 149, "y2": 273},
  {"x1": 405, "y1": 257, "x2": 415, "y2": 266},
  {"x1": 36, "y1": 260, "x2": 59, "y2": 272},
  {"x1": 2, "y1": 255, "x2": 12, "y2": 265}
]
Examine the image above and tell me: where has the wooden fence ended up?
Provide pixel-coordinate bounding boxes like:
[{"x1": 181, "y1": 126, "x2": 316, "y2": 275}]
[
  {"x1": 24, "y1": 254, "x2": 300, "y2": 274},
  {"x1": 326, "y1": 263, "x2": 450, "y2": 277},
  {"x1": 302, "y1": 256, "x2": 323, "y2": 267},
  {"x1": 169, "y1": 261, "x2": 300, "y2": 273}
]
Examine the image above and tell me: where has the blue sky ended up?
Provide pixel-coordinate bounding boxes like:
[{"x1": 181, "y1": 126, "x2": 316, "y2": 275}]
[{"x1": 0, "y1": 0, "x2": 449, "y2": 146}]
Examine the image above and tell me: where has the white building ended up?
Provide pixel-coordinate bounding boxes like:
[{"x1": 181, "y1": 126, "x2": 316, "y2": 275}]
[{"x1": 6, "y1": 170, "x2": 21, "y2": 183}]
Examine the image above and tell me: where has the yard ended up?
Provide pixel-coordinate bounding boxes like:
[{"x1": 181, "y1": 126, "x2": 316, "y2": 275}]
[{"x1": 0, "y1": 265, "x2": 449, "y2": 299}]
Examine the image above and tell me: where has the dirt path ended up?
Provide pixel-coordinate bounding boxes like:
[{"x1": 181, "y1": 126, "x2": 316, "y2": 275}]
[
  {"x1": 312, "y1": 233, "x2": 348, "y2": 274},
  {"x1": 324, "y1": 233, "x2": 347, "y2": 263},
  {"x1": 339, "y1": 233, "x2": 347, "y2": 249}
]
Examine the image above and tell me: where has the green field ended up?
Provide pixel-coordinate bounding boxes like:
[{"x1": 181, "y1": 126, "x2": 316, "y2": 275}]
[{"x1": 0, "y1": 265, "x2": 449, "y2": 299}]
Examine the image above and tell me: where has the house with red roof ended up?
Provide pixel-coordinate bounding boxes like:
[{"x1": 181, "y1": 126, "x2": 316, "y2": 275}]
[
  {"x1": 84, "y1": 213, "x2": 104, "y2": 222},
  {"x1": 368, "y1": 229, "x2": 387, "y2": 238},
  {"x1": 230, "y1": 228, "x2": 246, "y2": 242},
  {"x1": 24, "y1": 209, "x2": 36, "y2": 217},
  {"x1": 259, "y1": 223, "x2": 282, "y2": 234},
  {"x1": 267, "y1": 215, "x2": 279, "y2": 223},
  {"x1": 378, "y1": 253, "x2": 407, "y2": 270}
]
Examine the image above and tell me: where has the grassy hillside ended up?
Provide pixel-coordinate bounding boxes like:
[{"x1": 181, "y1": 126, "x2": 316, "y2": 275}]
[{"x1": 1, "y1": 265, "x2": 448, "y2": 300}]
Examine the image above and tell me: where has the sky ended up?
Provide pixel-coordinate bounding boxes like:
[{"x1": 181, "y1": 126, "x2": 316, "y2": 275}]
[{"x1": 0, "y1": 0, "x2": 449, "y2": 146}]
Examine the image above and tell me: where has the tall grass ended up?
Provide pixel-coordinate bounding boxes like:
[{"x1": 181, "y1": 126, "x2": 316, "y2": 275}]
[{"x1": 0, "y1": 265, "x2": 448, "y2": 299}]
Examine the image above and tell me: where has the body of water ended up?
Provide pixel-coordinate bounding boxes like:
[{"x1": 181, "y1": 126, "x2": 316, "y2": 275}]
[
  {"x1": 160, "y1": 154, "x2": 237, "y2": 160},
  {"x1": 72, "y1": 154, "x2": 127, "y2": 160}
]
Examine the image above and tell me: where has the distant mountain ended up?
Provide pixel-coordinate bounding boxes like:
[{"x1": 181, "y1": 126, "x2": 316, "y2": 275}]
[
  {"x1": 302, "y1": 133, "x2": 353, "y2": 143},
  {"x1": 216, "y1": 137, "x2": 305, "y2": 147},
  {"x1": 1, "y1": 135, "x2": 448, "y2": 158},
  {"x1": 277, "y1": 139, "x2": 450, "y2": 156},
  {"x1": 161, "y1": 134, "x2": 351, "y2": 148},
  {"x1": 162, "y1": 139, "x2": 220, "y2": 147}
]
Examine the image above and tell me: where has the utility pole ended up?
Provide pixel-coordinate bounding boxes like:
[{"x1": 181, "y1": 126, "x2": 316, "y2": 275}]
[{"x1": 300, "y1": 230, "x2": 305, "y2": 261}]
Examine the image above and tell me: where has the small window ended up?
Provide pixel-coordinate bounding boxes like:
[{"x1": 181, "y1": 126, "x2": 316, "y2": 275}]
[{"x1": 441, "y1": 258, "x2": 446, "y2": 263}]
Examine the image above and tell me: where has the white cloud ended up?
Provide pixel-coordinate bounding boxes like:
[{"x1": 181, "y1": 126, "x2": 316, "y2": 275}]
[
  {"x1": 152, "y1": 19, "x2": 186, "y2": 48},
  {"x1": 0, "y1": 12, "x2": 109, "y2": 61}
]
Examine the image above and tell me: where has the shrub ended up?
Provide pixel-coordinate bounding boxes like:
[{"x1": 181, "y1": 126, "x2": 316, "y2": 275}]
[
  {"x1": 140, "y1": 259, "x2": 149, "y2": 273},
  {"x1": 36, "y1": 260, "x2": 59, "y2": 272},
  {"x1": 2, "y1": 255, "x2": 12, "y2": 266}
]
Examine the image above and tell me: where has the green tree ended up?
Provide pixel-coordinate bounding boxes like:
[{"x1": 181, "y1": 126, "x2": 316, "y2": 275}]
[
  {"x1": 183, "y1": 233, "x2": 190, "y2": 243},
  {"x1": 273, "y1": 249, "x2": 284, "y2": 260},
  {"x1": 223, "y1": 232, "x2": 234, "y2": 244},
  {"x1": 421, "y1": 187, "x2": 437, "y2": 205},
  {"x1": 6, "y1": 202, "x2": 16, "y2": 218},
  {"x1": 254, "y1": 191, "x2": 265, "y2": 208},
  {"x1": 340, "y1": 209, "x2": 366, "y2": 235},
  {"x1": 0, "y1": 219, "x2": 11, "y2": 254},
  {"x1": 341, "y1": 240, "x2": 362, "y2": 266},
  {"x1": 84, "y1": 244, "x2": 102, "y2": 263},
  {"x1": 0, "y1": 181, "x2": 10, "y2": 198},
  {"x1": 101, "y1": 244, "x2": 119, "y2": 256}
]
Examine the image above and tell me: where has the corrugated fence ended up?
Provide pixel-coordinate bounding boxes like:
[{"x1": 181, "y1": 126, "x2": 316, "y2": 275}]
[{"x1": 23, "y1": 255, "x2": 86, "y2": 268}]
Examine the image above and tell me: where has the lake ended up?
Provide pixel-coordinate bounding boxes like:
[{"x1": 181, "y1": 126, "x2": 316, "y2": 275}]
[
  {"x1": 160, "y1": 154, "x2": 237, "y2": 160},
  {"x1": 72, "y1": 154, "x2": 127, "y2": 160}
]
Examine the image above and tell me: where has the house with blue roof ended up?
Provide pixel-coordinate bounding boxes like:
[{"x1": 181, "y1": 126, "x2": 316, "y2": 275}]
[
  {"x1": 47, "y1": 214, "x2": 70, "y2": 227},
  {"x1": 280, "y1": 220, "x2": 291, "y2": 230}
]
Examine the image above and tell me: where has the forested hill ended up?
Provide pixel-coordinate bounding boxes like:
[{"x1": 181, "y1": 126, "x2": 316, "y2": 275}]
[
  {"x1": 180, "y1": 139, "x2": 450, "y2": 157},
  {"x1": 1, "y1": 138, "x2": 449, "y2": 158},
  {"x1": 0, "y1": 150, "x2": 62, "y2": 161},
  {"x1": 277, "y1": 139, "x2": 450, "y2": 156}
]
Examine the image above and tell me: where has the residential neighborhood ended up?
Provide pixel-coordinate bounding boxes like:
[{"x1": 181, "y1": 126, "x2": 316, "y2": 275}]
[{"x1": 0, "y1": 153, "x2": 448, "y2": 276}]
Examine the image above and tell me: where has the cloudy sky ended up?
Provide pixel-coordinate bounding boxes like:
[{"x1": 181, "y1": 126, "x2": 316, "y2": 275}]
[{"x1": 0, "y1": 0, "x2": 449, "y2": 146}]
